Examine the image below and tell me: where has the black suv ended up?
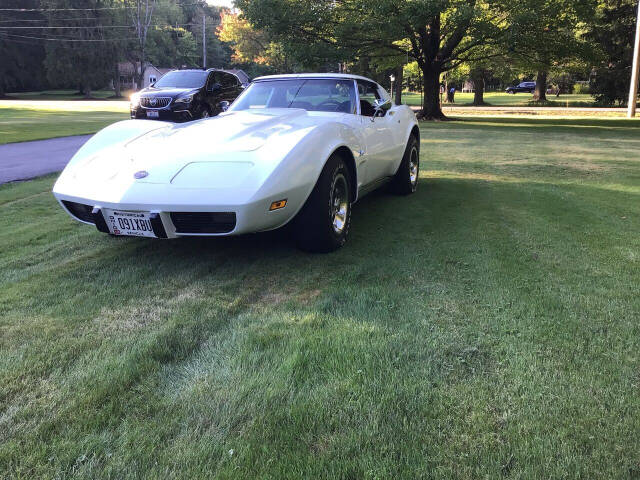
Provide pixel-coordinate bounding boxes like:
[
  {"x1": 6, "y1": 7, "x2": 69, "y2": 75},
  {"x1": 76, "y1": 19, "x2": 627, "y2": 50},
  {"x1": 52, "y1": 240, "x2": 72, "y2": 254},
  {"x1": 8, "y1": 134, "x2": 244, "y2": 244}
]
[
  {"x1": 130, "y1": 69, "x2": 246, "y2": 122},
  {"x1": 505, "y1": 81, "x2": 536, "y2": 94}
]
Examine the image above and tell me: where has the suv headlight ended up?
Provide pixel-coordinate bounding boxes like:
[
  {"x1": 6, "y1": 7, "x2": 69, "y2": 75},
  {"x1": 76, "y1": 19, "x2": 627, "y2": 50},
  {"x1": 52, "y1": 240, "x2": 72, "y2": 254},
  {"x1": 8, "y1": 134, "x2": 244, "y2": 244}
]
[
  {"x1": 175, "y1": 94, "x2": 194, "y2": 104},
  {"x1": 130, "y1": 92, "x2": 141, "y2": 107}
]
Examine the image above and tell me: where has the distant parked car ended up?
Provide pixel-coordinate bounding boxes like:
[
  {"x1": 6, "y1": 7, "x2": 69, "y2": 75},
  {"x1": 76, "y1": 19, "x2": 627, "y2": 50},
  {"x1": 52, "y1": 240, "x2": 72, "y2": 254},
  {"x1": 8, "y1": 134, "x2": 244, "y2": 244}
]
[
  {"x1": 130, "y1": 68, "x2": 246, "y2": 122},
  {"x1": 505, "y1": 81, "x2": 536, "y2": 94}
]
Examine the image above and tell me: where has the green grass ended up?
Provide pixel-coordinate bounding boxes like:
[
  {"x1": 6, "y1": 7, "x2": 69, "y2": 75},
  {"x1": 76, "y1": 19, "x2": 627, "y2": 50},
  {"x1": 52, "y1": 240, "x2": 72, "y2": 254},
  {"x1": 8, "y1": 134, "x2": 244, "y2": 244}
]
[
  {"x1": 0, "y1": 101, "x2": 129, "y2": 144},
  {"x1": 5, "y1": 89, "x2": 133, "y2": 101},
  {"x1": 403, "y1": 92, "x2": 598, "y2": 107},
  {"x1": 1, "y1": 116, "x2": 639, "y2": 479}
]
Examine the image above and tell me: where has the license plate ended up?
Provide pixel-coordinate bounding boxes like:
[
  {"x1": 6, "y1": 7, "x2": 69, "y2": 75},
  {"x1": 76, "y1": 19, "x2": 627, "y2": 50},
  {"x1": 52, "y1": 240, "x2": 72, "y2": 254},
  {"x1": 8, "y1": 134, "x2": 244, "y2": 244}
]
[
  {"x1": 102, "y1": 209, "x2": 156, "y2": 238},
  {"x1": 146, "y1": 110, "x2": 159, "y2": 118}
]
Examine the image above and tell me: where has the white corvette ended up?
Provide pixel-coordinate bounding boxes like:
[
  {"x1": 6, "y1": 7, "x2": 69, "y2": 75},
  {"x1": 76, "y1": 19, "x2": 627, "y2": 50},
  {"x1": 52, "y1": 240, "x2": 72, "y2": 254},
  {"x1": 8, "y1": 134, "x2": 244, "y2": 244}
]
[{"x1": 53, "y1": 73, "x2": 420, "y2": 252}]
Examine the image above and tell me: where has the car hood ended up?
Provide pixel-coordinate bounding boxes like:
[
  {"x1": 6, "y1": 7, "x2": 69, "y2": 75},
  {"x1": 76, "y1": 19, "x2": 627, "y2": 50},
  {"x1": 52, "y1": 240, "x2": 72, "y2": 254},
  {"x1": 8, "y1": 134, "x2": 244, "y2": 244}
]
[
  {"x1": 140, "y1": 87, "x2": 200, "y2": 97},
  {"x1": 59, "y1": 109, "x2": 335, "y2": 187}
]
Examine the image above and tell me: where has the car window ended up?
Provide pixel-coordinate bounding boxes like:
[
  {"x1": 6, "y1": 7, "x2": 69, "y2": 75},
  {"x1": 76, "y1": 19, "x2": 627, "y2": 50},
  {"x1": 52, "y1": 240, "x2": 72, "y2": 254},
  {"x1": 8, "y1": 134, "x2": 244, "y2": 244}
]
[
  {"x1": 357, "y1": 80, "x2": 383, "y2": 117},
  {"x1": 220, "y1": 72, "x2": 239, "y2": 88},
  {"x1": 153, "y1": 71, "x2": 207, "y2": 88},
  {"x1": 230, "y1": 79, "x2": 357, "y2": 114},
  {"x1": 206, "y1": 72, "x2": 217, "y2": 90}
]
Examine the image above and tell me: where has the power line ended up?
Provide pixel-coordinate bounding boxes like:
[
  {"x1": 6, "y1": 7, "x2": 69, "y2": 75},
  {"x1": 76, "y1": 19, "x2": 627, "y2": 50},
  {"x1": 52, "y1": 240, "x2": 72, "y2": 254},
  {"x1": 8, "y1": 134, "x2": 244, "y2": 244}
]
[
  {"x1": 0, "y1": 23, "x2": 201, "y2": 29},
  {"x1": 0, "y1": 3, "x2": 203, "y2": 12},
  {"x1": 0, "y1": 18, "x2": 102, "y2": 23},
  {"x1": 0, "y1": 32, "x2": 139, "y2": 42}
]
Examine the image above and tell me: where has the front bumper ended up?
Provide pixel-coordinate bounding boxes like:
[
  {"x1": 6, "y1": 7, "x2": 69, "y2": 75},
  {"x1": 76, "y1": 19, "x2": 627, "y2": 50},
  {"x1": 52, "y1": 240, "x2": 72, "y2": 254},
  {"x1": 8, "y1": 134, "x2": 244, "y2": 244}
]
[
  {"x1": 53, "y1": 184, "x2": 307, "y2": 239},
  {"x1": 130, "y1": 104, "x2": 195, "y2": 122}
]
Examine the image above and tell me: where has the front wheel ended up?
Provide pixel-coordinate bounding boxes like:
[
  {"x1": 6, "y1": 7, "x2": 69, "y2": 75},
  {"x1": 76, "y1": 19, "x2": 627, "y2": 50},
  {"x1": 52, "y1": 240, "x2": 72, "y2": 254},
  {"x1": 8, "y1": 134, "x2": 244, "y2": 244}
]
[
  {"x1": 200, "y1": 108, "x2": 211, "y2": 119},
  {"x1": 390, "y1": 135, "x2": 419, "y2": 195},
  {"x1": 293, "y1": 154, "x2": 352, "y2": 253}
]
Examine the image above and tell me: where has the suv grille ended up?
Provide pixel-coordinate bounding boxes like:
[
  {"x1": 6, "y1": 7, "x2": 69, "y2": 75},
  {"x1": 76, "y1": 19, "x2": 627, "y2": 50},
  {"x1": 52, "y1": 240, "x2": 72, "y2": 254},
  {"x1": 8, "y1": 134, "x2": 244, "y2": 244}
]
[
  {"x1": 62, "y1": 201, "x2": 94, "y2": 223},
  {"x1": 170, "y1": 212, "x2": 236, "y2": 234},
  {"x1": 141, "y1": 97, "x2": 171, "y2": 108}
]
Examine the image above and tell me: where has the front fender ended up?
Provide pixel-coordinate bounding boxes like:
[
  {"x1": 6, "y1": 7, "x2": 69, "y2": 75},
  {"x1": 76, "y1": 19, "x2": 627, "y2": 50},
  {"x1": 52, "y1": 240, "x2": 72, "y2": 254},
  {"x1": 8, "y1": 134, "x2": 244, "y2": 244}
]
[{"x1": 249, "y1": 121, "x2": 362, "y2": 226}]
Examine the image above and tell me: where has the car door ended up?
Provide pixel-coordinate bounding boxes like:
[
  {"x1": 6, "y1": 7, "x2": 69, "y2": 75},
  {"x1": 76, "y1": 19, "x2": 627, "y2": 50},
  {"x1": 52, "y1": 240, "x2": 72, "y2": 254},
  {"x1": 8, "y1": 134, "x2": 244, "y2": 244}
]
[
  {"x1": 204, "y1": 72, "x2": 218, "y2": 111},
  {"x1": 356, "y1": 80, "x2": 398, "y2": 185},
  {"x1": 219, "y1": 72, "x2": 241, "y2": 104}
]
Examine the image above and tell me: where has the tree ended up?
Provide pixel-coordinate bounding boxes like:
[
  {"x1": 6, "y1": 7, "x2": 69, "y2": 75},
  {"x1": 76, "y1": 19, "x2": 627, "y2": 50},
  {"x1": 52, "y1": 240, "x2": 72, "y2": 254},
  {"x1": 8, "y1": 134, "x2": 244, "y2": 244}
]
[
  {"x1": 505, "y1": 0, "x2": 596, "y2": 102},
  {"x1": 0, "y1": 0, "x2": 47, "y2": 96},
  {"x1": 129, "y1": 0, "x2": 157, "y2": 88},
  {"x1": 218, "y1": 12, "x2": 291, "y2": 71},
  {"x1": 41, "y1": 0, "x2": 120, "y2": 97},
  {"x1": 586, "y1": 0, "x2": 638, "y2": 105},
  {"x1": 236, "y1": 0, "x2": 508, "y2": 119}
]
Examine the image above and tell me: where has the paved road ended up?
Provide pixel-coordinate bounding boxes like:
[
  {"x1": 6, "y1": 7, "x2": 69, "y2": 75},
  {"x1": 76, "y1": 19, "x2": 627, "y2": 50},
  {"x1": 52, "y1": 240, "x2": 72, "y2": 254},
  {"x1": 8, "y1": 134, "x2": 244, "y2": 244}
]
[{"x1": 0, "y1": 135, "x2": 91, "y2": 184}]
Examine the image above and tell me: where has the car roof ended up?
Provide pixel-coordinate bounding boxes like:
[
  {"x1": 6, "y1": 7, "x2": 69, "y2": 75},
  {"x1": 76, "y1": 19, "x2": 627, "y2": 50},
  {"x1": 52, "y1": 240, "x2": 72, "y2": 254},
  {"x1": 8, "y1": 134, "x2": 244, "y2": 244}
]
[{"x1": 253, "y1": 73, "x2": 378, "y2": 84}]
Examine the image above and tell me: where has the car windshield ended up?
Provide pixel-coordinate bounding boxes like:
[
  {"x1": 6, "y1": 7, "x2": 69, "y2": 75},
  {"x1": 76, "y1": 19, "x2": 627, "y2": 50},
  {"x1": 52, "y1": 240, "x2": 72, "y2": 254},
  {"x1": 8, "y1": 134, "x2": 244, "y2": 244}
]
[
  {"x1": 153, "y1": 71, "x2": 207, "y2": 89},
  {"x1": 229, "y1": 79, "x2": 357, "y2": 114}
]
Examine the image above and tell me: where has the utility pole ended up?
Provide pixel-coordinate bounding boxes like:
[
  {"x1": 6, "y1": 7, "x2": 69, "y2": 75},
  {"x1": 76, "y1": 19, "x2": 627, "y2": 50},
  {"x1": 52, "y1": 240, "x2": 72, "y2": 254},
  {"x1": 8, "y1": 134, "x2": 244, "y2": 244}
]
[
  {"x1": 628, "y1": 0, "x2": 640, "y2": 117},
  {"x1": 202, "y1": 16, "x2": 207, "y2": 69}
]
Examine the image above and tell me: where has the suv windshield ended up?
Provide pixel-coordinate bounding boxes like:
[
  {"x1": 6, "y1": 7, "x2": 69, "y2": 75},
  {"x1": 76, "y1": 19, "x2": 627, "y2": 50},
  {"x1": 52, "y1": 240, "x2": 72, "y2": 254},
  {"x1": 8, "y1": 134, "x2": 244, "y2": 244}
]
[
  {"x1": 230, "y1": 79, "x2": 357, "y2": 114},
  {"x1": 153, "y1": 71, "x2": 207, "y2": 89}
]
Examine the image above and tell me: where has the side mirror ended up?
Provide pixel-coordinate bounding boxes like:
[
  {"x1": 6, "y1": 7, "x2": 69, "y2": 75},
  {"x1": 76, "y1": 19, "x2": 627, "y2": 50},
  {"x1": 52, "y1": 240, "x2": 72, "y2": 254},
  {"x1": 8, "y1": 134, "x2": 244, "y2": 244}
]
[
  {"x1": 219, "y1": 100, "x2": 230, "y2": 112},
  {"x1": 372, "y1": 99, "x2": 388, "y2": 119}
]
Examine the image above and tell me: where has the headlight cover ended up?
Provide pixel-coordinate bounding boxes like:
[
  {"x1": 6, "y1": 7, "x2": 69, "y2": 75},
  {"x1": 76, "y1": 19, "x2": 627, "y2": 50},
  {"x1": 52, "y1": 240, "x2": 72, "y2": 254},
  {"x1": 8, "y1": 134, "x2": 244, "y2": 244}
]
[
  {"x1": 175, "y1": 94, "x2": 194, "y2": 104},
  {"x1": 130, "y1": 92, "x2": 141, "y2": 106}
]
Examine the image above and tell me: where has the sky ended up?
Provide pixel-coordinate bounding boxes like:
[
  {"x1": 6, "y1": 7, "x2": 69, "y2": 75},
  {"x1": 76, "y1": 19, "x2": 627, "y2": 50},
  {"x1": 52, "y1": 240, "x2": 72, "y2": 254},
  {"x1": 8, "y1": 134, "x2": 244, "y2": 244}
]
[{"x1": 207, "y1": 0, "x2": 235, "y2": 7}]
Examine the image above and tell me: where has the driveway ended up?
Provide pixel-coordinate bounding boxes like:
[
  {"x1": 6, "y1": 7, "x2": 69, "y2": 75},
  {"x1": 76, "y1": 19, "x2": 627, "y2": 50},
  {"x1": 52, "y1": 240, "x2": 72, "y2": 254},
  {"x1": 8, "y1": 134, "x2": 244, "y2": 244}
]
[{"x1": 0, "y1": 135, "x2": 91, "y2": 184}]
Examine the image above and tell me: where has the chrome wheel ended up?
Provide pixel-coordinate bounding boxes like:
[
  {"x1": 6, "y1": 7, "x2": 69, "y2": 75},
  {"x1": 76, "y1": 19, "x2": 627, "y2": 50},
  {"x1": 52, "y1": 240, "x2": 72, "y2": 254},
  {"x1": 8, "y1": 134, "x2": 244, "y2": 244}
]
[
  {"x1": 330, "y1": 173, "x2": 349, "y2": 234},
  {"x1": 409, "y1": 147, "x2": 419, "y2": 186}
]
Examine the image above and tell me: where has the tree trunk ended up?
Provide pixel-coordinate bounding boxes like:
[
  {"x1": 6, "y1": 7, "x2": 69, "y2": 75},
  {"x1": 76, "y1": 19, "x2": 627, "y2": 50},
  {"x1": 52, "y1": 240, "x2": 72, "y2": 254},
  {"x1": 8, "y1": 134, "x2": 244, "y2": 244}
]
[
  {"x1": 113, "y1": 62, "x2": 122, "y2": 98},
  {"x1": 394, "y1": 65, "x2": 403, "y2": 105},
  {"x1": 137, "y1": 49, "x2": 146, "y2": 90},
  {"x1": 420, "y1": 66, "x2": 446, "y2": 120},
  {"x1": 533, "y1": 71, "x2": 547, "y2": 102},
  {"x1": 471, "y1": 68, "x2": 486, "y2": 106}
]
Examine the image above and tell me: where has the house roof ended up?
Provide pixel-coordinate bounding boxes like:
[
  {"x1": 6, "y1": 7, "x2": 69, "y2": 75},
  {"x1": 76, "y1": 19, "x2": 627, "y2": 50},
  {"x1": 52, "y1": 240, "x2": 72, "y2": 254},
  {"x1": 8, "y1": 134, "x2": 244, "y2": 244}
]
[{"x1": 117, "y1": 62, "x2": 171, "y2": 76}]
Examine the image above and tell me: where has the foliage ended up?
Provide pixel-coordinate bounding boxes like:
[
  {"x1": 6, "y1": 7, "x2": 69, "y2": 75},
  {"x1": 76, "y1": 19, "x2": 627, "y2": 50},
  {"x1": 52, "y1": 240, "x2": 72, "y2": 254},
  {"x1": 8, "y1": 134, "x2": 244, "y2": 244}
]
[
  {"x1": 0, "y1": 0, "x2": 48, "y2": 95},
  {"x1": 236, "y1": 0, "x2": 511, "y2": 119},
  {"x1": 41, "y1": 0, "x2": 122, "y2": 96},
  {"x1": 503, "y1": 0, "x2": 598, "y2": 100},
  {"x1": 147, "y1": 26, "x2": 198, "y2": 67},
  {"x1": 586, "y1": 0, "x2": 638, "y2": 106}
]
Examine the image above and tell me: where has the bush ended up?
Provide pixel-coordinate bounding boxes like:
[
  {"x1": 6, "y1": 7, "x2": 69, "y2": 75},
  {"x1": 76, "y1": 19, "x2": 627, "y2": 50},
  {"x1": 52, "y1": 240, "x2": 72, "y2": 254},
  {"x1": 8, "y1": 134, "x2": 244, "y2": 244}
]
[{"x1": 573, "y1": 82, "x2": 590, "y2": 94}]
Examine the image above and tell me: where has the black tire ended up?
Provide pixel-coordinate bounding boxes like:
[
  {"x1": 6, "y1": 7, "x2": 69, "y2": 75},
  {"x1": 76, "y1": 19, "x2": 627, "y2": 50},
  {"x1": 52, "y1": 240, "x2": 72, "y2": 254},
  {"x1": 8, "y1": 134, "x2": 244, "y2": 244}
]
[
  {"x1": 390, "y1": 135, "x2": 419, "y2": 195},
  {"x1": 293, "y1": 154, "x2": 352, "y2": 253}
]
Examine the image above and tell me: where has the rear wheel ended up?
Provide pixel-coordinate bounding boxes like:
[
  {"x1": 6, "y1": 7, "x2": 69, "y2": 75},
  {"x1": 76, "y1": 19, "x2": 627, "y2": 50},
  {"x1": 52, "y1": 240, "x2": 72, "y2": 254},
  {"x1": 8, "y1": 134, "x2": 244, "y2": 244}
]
[
  {"x1": 390, "y1": 135, "x2": 419, "y2": 195},
  {"x1": 294, "y1": 154, "x2": 352, "y2": 253}
]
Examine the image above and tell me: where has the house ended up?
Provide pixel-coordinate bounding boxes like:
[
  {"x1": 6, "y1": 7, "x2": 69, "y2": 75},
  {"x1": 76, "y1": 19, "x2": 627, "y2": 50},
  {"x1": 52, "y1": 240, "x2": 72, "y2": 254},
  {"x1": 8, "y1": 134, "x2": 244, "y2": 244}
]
[
  {"x1": 461, "y1": 79, "x2": 475, "y2": 93},
  {"x1": 117, "y1": 62, "x2": 172, "y2": 90}
]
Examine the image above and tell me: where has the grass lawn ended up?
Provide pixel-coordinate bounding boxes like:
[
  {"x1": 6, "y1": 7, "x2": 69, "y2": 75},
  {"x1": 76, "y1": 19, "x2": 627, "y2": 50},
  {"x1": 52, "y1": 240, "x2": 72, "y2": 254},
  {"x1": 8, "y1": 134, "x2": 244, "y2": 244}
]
[
  {"x1": 1, "y1": 116, "x2": 639, "y2": 479},
  {"x1": 403, "y1": 91, "x2": 597, "y2": 107},
  {"x1": 0, "y1": 101, "x2": 129, "y2": 144},
  {"x1": 5, "y1": 89, "x2": 133, "y2": 101}
]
